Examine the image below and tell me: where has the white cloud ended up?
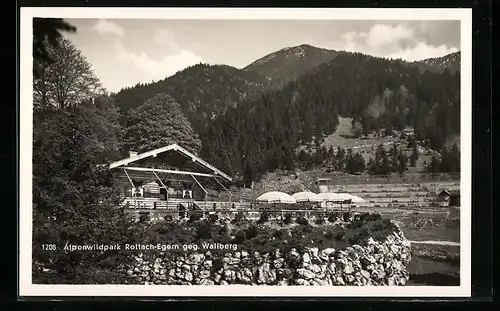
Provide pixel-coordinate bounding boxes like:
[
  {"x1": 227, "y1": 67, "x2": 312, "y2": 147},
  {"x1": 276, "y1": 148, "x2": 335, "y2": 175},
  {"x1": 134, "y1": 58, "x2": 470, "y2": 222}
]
[
  {"x1": 115, "y1": 43, "x2": 204, "y2": 82},
  {"x1": 93, "y1": 19, "x2": 124, "y2": 36},
  {"x1": 387, "y1": 42, "x2": 459, "y2": 61},
  {"x1": 337, "y1": 24, "x2": 458, "y2": 61},
  {"x1": 153, "y1": 28, "x2": 176, "y2": 45},
  {"x1": 152, "y1": 28, "x2": 182, "y2": 54}
]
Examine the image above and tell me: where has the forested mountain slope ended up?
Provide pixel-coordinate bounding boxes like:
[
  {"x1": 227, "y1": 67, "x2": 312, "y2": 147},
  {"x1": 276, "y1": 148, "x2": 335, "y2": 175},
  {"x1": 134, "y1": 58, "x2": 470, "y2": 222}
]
[
  {"x1": 411, "y1": 51, "x2": 461, "y2": 74},
  {"x1": 113, "y1": 63, "x2": 270, "y2": 127},
  {"x1": 199, "y1": 52, "x2": 460, "y2": 180}
]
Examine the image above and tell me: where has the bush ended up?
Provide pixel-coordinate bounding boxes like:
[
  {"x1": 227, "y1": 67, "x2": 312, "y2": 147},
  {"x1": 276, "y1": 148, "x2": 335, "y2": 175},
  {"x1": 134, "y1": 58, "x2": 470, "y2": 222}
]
[
  {"x1": 327, "y1": 213, "x2": 337, "y2": 223},
  {"x1": 368, "y1": 213, "x2": 382, "y2": 221},
  {"x1": 234, "y1": 230, "x2": 246, "y2": 244},
  {"x1": 139, "y1": 213, "x2": 150, "y2": 223},
  {"x1": 299, "y1": 225, "x2": 312, "y2": 234},
  {"x1": 359, "y1": 228, "x2": 370, "y2": 239},
  {"x1": 314, "y1": 216, "x2": 325, "y2": 225},
  {"x1": 283, "y1": 213, "x2": 293, "y2": 225},
  {"x1": 325, "y1": 229, "x2": 335, "y2": 239},
  {"x1": 195, "y1": 221, "x2": 212, "y2": 240},
  {"x1": 208, "y1": 213, "x2": 219, "y2": 224},
  {"x1": 188, "y1": 212, "x2": 203, "y2": 222},
  {"x1": 343, "y1": 212, "x2": 352, "y2": 222},
  {"x1": 335, "y1": 231, "x2": 345, "y2": 241},
  {"x1": 347, "y1": 219, "x2": 364, "y2": 229},
  {"x1": 296, "y1": 216, "x2": 309, "y2": 225},
  {"x1": 258, "y1": 211, "x2": 270, "y2": 223},
  {"x1": 246, "y1": 225, "x2": 259, "y2": 239},
  {"x1": 233, "y1": 211, "x2": 246, "y2": 223},
  {"x1": 382, "y1": 218, "x2": 397, "y2": 230}
]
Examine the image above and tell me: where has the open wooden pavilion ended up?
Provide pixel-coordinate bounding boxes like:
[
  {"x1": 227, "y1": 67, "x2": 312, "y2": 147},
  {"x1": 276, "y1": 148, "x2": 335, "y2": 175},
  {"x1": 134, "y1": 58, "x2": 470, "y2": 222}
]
[{"x1": 108, "y1": 143, "x2": 233, "y2": 213}]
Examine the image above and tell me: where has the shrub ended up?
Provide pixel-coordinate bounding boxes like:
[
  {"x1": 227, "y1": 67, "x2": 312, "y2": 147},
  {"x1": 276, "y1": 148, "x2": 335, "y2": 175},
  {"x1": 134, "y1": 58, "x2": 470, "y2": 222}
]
[
  {"x1": 258, "y1": 211, "x2": 270, "y2": 223},
  {"x1": 208, "y1": 213, "x2": 219, "y2": 224},
  {"x1": 139, "y1": 213, "x2": 150, "y2": 223},
  {"x1": 325, "y1": 229, "x2": 335, "y2": 239},
  {"x1": 327, "y1": 213, "x2": 337, "y2": 223},
  {"x1": 164, "y1": 215, "x2": 173, "y2": 222},
  {"x1": 283, "y1": 213, "x2": 293, "y2": 225},
  {"x1": 382, "y1": 218, "x2": 397, "y2": 230},
  {"x1": 272, "y1": 229, "x2": 286, "y2": 240},
  {"x1": 233, "y1": 211, "x2": 246, "y2": 223},
  {"x1": 188, "y1": 212, "x2": 203, "y2": 222},
  {"x1": 195, "y1": 221, "x2": 212, "y2": 240},
  {"x1": 234, "y1": 230, "x2": 246, "y2": 244},
  {"x1": 314, "y1": 216, "x2": 325, "y2": 225},
  {"x1": 368, "y1": 213, "x2": 382, "y2": 221},
  {"x1": 299, "y1": 225, "x2": 312, "y2": 234},
  {"x1": 359, "y1": 228, "x2": 370, "y2": 239},
  {"x1": 343, "y1": 212, "x2": 352, "y2": 222},
  {"x1": 347, "y1": 219, "x2": 364, "y2": 229},
  {"x1": 335, "y1": 231, "x2": 345, "y2": 241},
  {"x1": 246, "y1": 225, "x2": 259, "y2": 239},
  {"x1": 296, "y1": 216, "x2": 309, "y2": 225}
]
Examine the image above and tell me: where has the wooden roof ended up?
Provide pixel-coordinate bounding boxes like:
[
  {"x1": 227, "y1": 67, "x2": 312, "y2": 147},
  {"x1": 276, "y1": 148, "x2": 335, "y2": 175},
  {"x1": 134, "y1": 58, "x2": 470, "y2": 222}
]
[
  {"x1": 108, "y1": 144, "x2": 232, "y2": 183},
  {"x1": 439, "y1": 189, "x2": 460, "y2": 197}
]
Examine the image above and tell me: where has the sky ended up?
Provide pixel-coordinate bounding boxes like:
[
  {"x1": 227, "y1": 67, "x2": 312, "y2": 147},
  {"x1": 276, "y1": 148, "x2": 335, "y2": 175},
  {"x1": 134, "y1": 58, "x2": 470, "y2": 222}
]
[{"x1": 64, "y1": 19, "x2": 461, "y2": 93}]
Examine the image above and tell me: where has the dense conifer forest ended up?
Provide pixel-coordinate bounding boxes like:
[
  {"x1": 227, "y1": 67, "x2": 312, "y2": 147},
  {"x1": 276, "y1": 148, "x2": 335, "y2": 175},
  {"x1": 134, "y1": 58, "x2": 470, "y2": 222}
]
[{"x1": 111, "y1": 49, "x2": 460, "y2": 180}]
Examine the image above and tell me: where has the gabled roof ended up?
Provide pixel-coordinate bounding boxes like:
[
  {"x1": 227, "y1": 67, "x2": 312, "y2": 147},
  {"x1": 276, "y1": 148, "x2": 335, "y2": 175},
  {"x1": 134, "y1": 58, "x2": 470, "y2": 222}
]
[
  {"x1": 439, "y1": 189, "x2": 460, "y2": 196},
  {"x1": 108, "y1": 144, "x2": 232, "y2": 182}
]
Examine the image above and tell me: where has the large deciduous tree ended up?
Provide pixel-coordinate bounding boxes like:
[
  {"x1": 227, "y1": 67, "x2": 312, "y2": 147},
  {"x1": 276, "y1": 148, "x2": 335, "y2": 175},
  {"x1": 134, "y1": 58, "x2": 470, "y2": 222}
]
[
  {"x1": 32, "y1": 106, "x2": 139, "y2": 284},
  {"x1": 33, "y1": 37, "x2": 104, "y2": 111},
  {"x1": 124, "y1": 93, "x2": 202, "y2": 154}
]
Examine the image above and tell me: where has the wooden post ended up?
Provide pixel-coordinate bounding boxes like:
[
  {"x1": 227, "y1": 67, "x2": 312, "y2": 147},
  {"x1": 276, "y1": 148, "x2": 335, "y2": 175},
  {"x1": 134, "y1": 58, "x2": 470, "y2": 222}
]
[
  {"x1": 153, "y1": 171, "x2": 168, "y2": 207},
  {"x1": 214, "y1": 177, "x2": 231, "y2": 205}
]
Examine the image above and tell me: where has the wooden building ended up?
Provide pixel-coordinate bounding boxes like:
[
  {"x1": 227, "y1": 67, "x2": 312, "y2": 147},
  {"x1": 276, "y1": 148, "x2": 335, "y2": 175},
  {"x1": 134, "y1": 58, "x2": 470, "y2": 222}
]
[
  {"x1": 438, "y1": 189, "x2": 460, "y2": 207},
  {"x1": 108, "y1": 143, "x2": 233, "y2": 211}
]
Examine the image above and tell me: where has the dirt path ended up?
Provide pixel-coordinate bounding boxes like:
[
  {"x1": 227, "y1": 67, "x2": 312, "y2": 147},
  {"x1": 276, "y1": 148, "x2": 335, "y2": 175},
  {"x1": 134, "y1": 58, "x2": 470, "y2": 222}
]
[{"x1": 410, "y1": 240, "x2": 460, "y2": 246}]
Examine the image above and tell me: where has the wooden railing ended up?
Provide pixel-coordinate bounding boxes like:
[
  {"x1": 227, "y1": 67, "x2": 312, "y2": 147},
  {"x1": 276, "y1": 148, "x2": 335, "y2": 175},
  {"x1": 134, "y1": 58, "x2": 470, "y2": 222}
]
[{"x1": 120, "y1": 197, "x2": 254, "y2": 210}]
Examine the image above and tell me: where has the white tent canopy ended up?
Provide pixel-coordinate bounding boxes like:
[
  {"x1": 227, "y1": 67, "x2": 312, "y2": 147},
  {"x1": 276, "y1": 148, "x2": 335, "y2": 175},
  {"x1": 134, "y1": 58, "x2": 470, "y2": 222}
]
[
  {"x1": 291, "y1": 191, "x2": 321, "y2": 203},
  {"x1": 348, "y1": 195, "x2": 365, "y2": 203},
  {"x1": 317, "y1": 192, "x2": 347, "y2": 202},
  {"x1": 256, "y1": 191, "x2": 297, "y2": 204},
  {"x1": 336, "y1": 193, "x2": 355, "y2": 201}
]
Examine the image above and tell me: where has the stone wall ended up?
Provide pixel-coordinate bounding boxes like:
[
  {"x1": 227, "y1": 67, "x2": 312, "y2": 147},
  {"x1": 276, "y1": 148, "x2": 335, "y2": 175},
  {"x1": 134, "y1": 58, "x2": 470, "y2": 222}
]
[{"x1": 125, "y1": 230, "x2": 411, "y2": 286}]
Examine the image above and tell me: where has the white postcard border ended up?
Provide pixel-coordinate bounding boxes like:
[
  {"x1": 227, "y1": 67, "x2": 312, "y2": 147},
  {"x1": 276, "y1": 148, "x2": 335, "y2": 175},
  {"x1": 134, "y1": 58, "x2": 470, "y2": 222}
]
[{"x1": 19, "y1": 7, "x2": 472, "y2": 297}]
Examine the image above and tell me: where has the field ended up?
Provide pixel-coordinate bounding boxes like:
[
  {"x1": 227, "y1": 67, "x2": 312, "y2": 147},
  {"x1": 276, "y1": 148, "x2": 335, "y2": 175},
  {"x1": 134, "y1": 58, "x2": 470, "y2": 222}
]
[
  {"x1": 388, "y1": 210, "x2": 460, "y2": 286},
  {"x1": 320, "y1": 117, "x2": 436, "y2": 173}
]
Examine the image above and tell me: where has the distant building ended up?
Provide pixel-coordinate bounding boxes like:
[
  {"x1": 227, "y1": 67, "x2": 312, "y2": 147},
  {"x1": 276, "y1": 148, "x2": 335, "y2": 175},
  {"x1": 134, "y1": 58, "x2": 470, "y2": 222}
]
[
  {"x1": 316, "y1": 178, "x2": 332, "y2": 193},
  {"x1": 438, "y1": 189, "x2": 460, "y2": 207}
]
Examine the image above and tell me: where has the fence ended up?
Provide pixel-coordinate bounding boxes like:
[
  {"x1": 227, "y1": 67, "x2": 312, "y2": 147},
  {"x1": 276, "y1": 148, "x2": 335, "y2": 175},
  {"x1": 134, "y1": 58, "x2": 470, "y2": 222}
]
[{"x1": 318, "y1": 173, "x2": 460, "y2": 186}]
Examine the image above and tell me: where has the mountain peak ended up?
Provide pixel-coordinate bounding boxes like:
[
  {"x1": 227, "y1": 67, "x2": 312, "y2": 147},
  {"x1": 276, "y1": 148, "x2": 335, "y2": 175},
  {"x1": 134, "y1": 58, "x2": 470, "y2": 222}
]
[
  {"x1": 244, "y1": 44, "x2": 339, "y2": 89},
  {"x1": 412, "y1": 51, "x2": 461, "y2": 73}
]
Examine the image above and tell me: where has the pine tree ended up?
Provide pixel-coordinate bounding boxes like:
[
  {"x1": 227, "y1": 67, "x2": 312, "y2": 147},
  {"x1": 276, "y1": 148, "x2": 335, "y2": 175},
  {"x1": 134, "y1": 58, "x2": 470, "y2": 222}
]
[
  {"x1": 409, "y1": 141, "x2": 419, "y2": 167},
  {"x1": 397, "y1": 148, "x2": 408, "y2": 175},
  {"x1": 389, "y1": 143, "x2": 399, "y2": 172},
  {"x1": 354, "y1": 152, "x2": 366, "y2": 172},
  {"x1": 447, "y1": 143, "x2": 460, "y2": 172},
  {"x1": 367, "y1": 157, "x2": 378, "y2": 175},
  {"x1": 425, "y1": 155, "x2": 441, "y2": 173},
  {"x1": 345, "y1": 148, "x2": 354, "y2": 173},
  {"x1": 298, "y1": 149, "x2": 308, "y2": 166}
]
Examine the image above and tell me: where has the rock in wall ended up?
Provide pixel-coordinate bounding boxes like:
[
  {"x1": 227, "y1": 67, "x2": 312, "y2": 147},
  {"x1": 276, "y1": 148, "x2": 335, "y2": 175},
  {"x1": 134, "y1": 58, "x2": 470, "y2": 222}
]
[{"x1": 125, "y1": 230, "x2": 411, "y2": 286}]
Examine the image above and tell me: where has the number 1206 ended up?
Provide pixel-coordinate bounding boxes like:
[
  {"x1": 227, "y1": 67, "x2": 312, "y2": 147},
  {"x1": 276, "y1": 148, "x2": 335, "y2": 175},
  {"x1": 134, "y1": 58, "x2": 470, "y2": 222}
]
[{"x1": 42, "y1": 244, "x2": 56, "y2": 251}]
